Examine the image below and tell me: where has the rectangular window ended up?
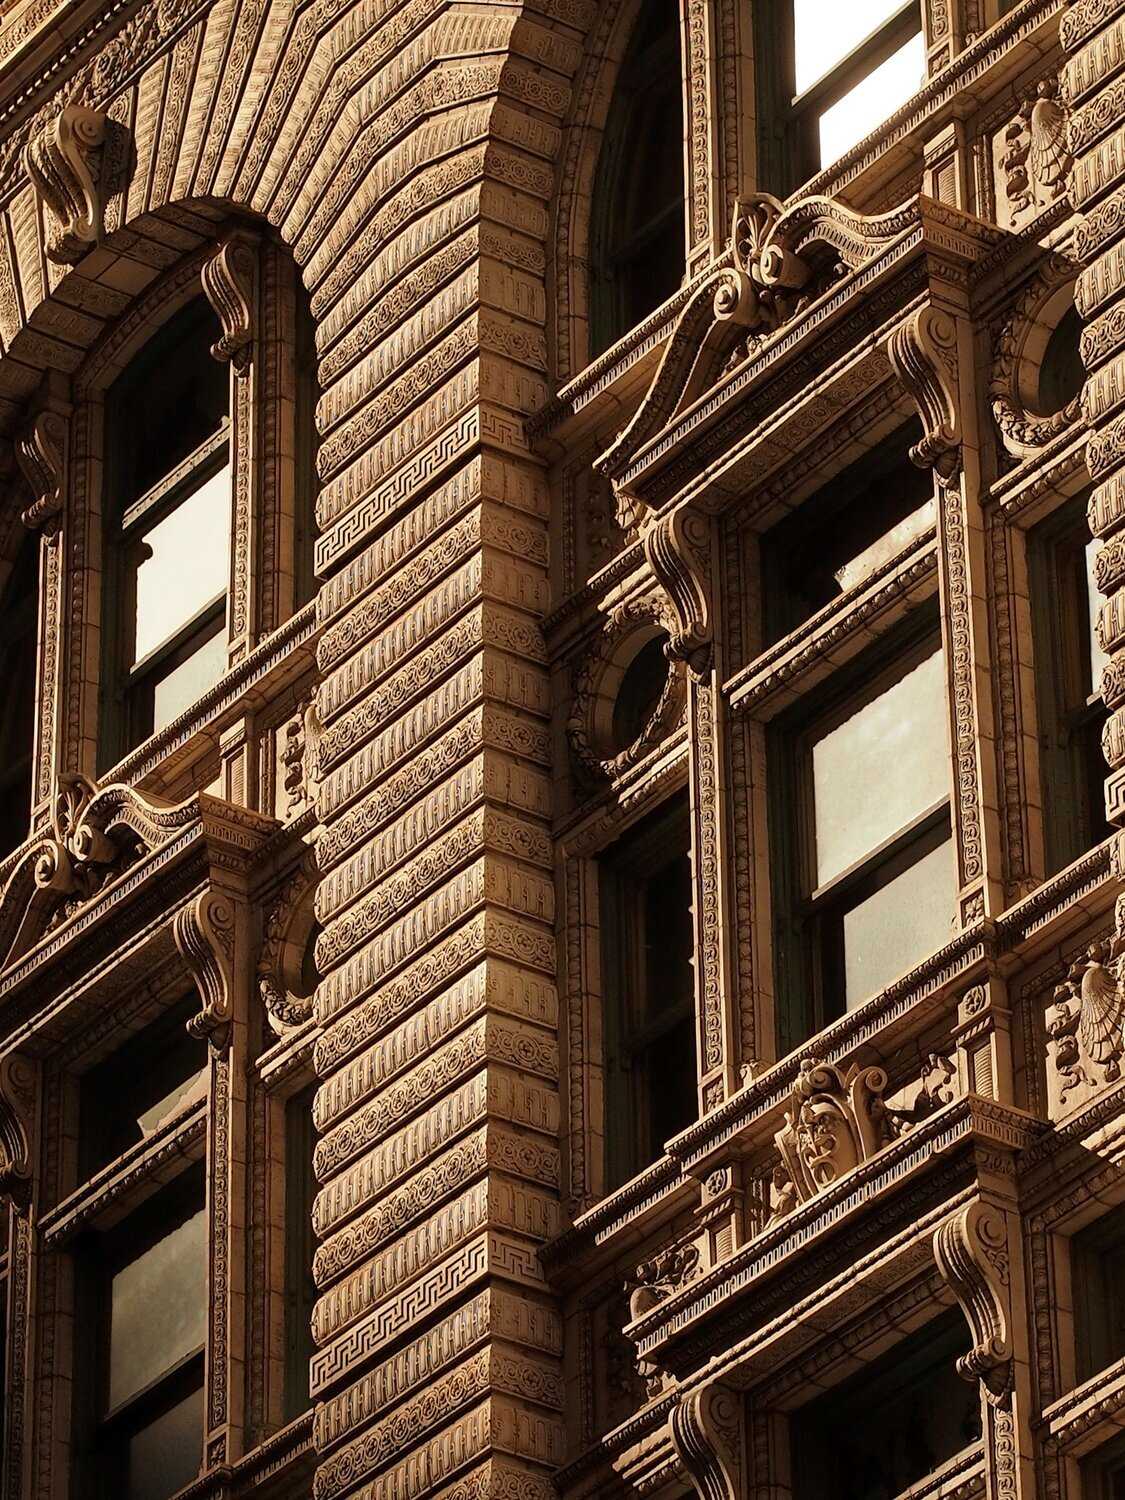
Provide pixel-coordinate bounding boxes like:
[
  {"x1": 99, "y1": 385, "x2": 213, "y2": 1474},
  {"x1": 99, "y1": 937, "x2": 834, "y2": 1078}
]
[
  {"x1": 791, "y1": 1312, "x2": 980, "y2": 1499},
  {"x1": 1030, "y1": 497, "x2": 1111, "y2": 874},
  {"x1": 78, "y1": 1000, "x2": 207, "y2": 1184},
  {"x1": 1083, "y1": 1437, "x2": 1125, "y2": 1499},
  {"x1": 283, "y1": 1085, "x2": 318, "y2": 1420},
  {"x1": 770, "y1": 617, "x2": 953, "y2": 1050},
  {"x1": 761, "y1": 426, "x2": 935, "y2": 644},
  {"x1": 1072, "y1": 1206, "x2": 1125, "y2": 1383},
  {"x1": 74, "y1": 1168, "x2": 206, "y2": 1500},
  {"x1": 759, "y1": 2, "x2": 925, "y2": 190},
  {"x1": 600, "y1": 797, "x2": 696, "y2": 1189}
]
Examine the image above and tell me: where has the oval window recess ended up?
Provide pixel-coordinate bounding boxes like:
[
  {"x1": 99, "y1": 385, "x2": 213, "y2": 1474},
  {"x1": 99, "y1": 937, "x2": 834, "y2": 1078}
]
[
  {"x1": 1036, "y1": 305, "x2": 1085, "y2": 417},
  {"x1": 611, "y1": 635, "x2": 671, "y2": 754}
]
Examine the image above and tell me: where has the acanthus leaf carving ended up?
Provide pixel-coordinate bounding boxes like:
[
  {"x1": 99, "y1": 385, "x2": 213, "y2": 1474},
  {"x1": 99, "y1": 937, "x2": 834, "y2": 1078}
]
[
  {"x1": 1046, "y1": 936, "x2": 1125, "y2": 1105},
  {"x1": 17, "y1": 409, "x2": 66, "y2": 532},
  {"x1": 767, "y1": 1057, "x2": 896, "y2": 1223},
  {"x1": 989, "y1": 255, "x2": 1081, "y2": 459},
  {"x1": 22, "y1": 105, "x2": 108, "y2": 264},
  {"x1": 641, "y1": 504, "x2": 713, "y2": 677},
  {"x1": 201, "y1": 234, "x2": 257, "y2": 373},
  {"x1": 886, "y1": 304, "x2": 962, "y2": 483},
  {"x1": 669, "y1": 1381, "x2": 746, "y2": 1500},
  {"x1": 175, "y1": 887, "x2": 237, "y2": 1051},
  {"x1": 933, "y1": 1200, "x2": 1013, "y2": 1404}
]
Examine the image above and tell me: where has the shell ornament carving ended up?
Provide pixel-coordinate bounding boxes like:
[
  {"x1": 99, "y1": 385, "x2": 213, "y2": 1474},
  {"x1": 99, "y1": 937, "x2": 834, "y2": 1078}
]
[
  {"x1": 999, "y1": 79, "x2": 1072, "y2": 225},
  {"x1": 1047, "y1": 938, "x2": 1125, "y2": 1105}
]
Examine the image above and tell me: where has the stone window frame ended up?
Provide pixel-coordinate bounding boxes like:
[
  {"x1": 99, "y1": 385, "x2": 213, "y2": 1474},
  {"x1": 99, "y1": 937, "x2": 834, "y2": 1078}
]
[{"x1": 55, "y1": 224, "x2": 316, "y2": 811}]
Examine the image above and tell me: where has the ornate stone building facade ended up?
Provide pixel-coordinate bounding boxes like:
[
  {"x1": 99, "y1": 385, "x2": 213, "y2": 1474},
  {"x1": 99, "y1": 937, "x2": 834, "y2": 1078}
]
[{"x1": 0, "y1": 0, "x2": 1121, "y2": 1497}]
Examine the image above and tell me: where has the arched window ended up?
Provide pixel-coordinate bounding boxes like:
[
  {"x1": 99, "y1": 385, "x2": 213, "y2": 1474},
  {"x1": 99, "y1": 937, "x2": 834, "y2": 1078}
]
[
  {"x1": 0, "y1": 531, "x2": 39, "y2": 858},
  {"x1": 100, "y1": 297, "x2": 230, "y2": 765},
  {"x1": 589, "y1": 0, "x2": 686, "y2": 357}
]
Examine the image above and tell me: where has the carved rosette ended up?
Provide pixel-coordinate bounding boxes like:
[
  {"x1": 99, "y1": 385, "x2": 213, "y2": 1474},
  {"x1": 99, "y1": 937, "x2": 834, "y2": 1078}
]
[
  {"x1": 933, "y1": 1201, "x2": 1013, "y2": 1404},
  {"x1": 174, "y1": 888, "x2": 237, "y2": 1050},
  {"x1": 22, "y1": 105, "x2": 108, "y2": 264},
  {"x1": 201, "y1": 235, "x2": 257, "y2": 373}
]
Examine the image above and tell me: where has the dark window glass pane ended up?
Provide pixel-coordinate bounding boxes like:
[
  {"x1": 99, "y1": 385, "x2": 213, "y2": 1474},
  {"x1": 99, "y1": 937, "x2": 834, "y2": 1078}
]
[
  {"x1": 117, "y1": 1380, "x2": 203, "y2": 1500},
  {"x1": 1038, "y1": 306, "x2": 1086, "y2": 416},
  {"x1": 0, "y1": 532, "x2": 38, "y2": 859},
  {"x1": 107, "y1": 1201, "x2": 206, "y2": 1410},
  {"x1": 110, "y1": 299, "x2": 228, "y2": 502},
  {"x1": 1073, "y1": 1206, "x2": 1125, "y2": 1381},
  {"x1": 612, "y1": 637, "x2": 671, "y2": 753},
  {"x1": 79, "y1": 1002, "x2": 207, "y2": 1181},
  {"x1": 793, "y1": 1313, "x2": 980, "y2": 1500},
  {"x1": 589, "y1": 0, "x2": 685, "y2": 354}
]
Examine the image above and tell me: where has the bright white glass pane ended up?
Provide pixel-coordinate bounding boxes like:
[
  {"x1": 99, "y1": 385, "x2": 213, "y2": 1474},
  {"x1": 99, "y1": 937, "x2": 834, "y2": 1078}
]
[
  {"x1": 108, "y1": 1206, "x2": 206, "y2": 1410},
  {"x1": 843, "y1": 835, "x2": 955, "y2": 1007},
  {"x1": 1087, "y1": 533, "x2": 1110, "y2": 694},
  {"x1": 817, "y1": 29, "x2": 925, "y2": 166},
  {"x1": 152, "y1": 627, "x2": 228, "y2": 733},
  {"x1": 136, "y1": 1066, "x2": 207, "y2": 1137},
  {"x1": 133, "y1": 462, "x2": 230, "y2": 664},
  {"x1": 794, "y1": 0, "x2": 908, "y2": 93},
  {"x1": 813, "y1": 647, "x2": 948, "y2": 887}
]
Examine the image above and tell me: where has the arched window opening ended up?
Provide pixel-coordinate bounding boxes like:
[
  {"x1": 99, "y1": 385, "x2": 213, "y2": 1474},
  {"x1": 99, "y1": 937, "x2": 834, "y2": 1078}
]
[
  {"x1": 589, "y1": 0, "x2": 686, "y2": 358},
  {"x1": 100, "y1": 297, "x2": 231, "y2": 767},
  {"x1": 1037, "y1": 304, "x2": 1085, "y2": 417},
  {"x1": 0, "y1": 531, "x2": 40, "y2": 858}
]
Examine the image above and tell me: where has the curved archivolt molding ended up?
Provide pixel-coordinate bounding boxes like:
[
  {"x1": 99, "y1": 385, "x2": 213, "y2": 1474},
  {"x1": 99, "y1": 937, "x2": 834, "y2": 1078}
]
[
  {"x1": 257, "y1": 847, "x2": 319, "y2": 1036},
  {"x1": 596, "y1": 193, "x2": 923, "y2": 488},
  {"x1": 990, "y1": 255, "x2": 1083, "y2": 460}
]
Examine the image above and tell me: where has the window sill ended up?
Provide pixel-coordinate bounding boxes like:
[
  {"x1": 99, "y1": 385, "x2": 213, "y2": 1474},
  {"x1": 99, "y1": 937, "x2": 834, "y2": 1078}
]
[
  {"x1": 167, "y1": 1410, "x2": 316, "y2": 1500},
  {"x1": 1042, "y1": 1353, "x2": 1125, "y2": 1458}
]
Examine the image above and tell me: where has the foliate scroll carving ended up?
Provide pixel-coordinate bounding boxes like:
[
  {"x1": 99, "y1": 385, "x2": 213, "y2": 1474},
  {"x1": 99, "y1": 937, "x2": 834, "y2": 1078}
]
[
  {"x1": 990, "y1": 257, "x2": 1081, "y2": 459},
  {"x1": 642, "y1": 505, "x2": 714, "y2": 677},
  {"x1": 670, "y1": 1381, "x2": 746, "y2": 1500},
  {"x1": 933, "y1": 1200, "x2": 1012, "y2": 1404},
  {"x1": 22, "y1": 106, "x2": 108, "y2": 264},
  {"x1": 175, "y1": 888, "x2": 237, "y2": 1050},
  {"x1": 768, "y1": 1058, "x2": 895, "y2": 1221},
  {"x1": 998, "y1": 79, "x2": 1072, "y2": 227},
  {"x1": 0, "y1": 1054, "x2": 36, "y2": 1207},
  {"x1": 626, "y1": 1243, "x2": 701, "y2": 1398},
  {"x1": 1047, "y1": 937, "x2": 1125, "y2": 1105},
  {"x1": 257, "y1": 850, "x2": 317, "y2": 1036},
  {"x1": 886, "y1": 305, "x2": 962, "y2": 482},
  {"x1": 201, "y1": 235, "x2": 257, "y2": 373},
  {"x1": 17, "y1": 410, "x2": 65, "y2": 531}
]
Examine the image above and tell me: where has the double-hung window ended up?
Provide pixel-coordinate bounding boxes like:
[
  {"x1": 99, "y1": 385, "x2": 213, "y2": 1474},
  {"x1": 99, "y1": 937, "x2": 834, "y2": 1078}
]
[
  {"x1": 771, "y1": 620, "x2": 954, "y2": 1050},
  {"x1": 101, "y1": 298, "x2": 231, "y2": 764},
  {"x1": 761, "y1": 1, "x2": 926, "y2": 188}
]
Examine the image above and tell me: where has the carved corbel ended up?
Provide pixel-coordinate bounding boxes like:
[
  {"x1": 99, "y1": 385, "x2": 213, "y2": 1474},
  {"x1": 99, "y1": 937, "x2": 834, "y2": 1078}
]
[
  {"x1": 201, "y1": 235, "x2": 257, "y2": 373},
  {"x1": 642, "y1": 504, "x2": 713, "y2": 677},
  {"x1": 886, "y1": 305, "x2": 962, "y2": 484},
  {"x1": 933, "y1": 1200, "x2": 1013, "y2": 1404},
  {"x1": 0, "y1": 1053, "x2": 36, "y2": 1208},
  {"x1": 17, "y1": 408, "x2": 66, "y2": 531},
  {"x1": 175, "y1": 888, "x2": 237, "y2": 1051},
  {"x1": 670, "y1": 1381, "x2": 747, "y2": 1500},
  {"x1": 22, "y1": 105, "x2": 108, "y2": 264}
]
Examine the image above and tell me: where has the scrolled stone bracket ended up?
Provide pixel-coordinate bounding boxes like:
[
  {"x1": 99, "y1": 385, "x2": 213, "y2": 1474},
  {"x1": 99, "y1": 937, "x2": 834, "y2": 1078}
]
[
  {"x1": 885, "y1": 304, "x2": 963, "y2": 485},
  {"x1": 201, "y1": 233, "x2": 258, "y2": 374},
  {"x1": 22, "y1": 105, "x2": 108, "y2": 265},
  {"x1": 175, "y1": 887, "x2": 238, "y2": 1052},
  {"x1": 641, "y1": 502, "x2": 714, "y2": 679},
  {"x1": 16, "y1": 408, "x2": 66, "y2": 532},
  {"x1": 0, "y1": 1053, "x2": 37, "y2": 1209},
  {"x1": 670, "y1": 1380, "x2": 747, "y2": 1500},
  {"x1": 933, "y1": 1199, "x2": 1013, "y2": 1406}
]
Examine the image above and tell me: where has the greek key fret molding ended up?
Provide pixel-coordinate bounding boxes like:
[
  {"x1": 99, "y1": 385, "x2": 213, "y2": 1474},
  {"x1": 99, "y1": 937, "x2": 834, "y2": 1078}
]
[
  {"x1": 670, "y1": 1381, "x2": 747, "y2": 1500},
  {"x1": 201, "y1": 233, "x2": 258, "y2": 374},
  {"x1": 22, "y1": 105, "x2": 109, "y2": 264}
]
